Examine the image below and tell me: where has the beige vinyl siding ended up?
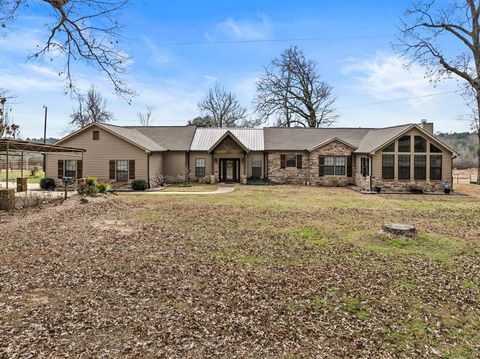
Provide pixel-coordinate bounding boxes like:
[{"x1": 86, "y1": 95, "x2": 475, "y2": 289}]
[
  {"x1": 148, "y1": 152, "x2": 163, "y2": 184},
  {"x1": 190, "y1": 152, "x2": 212, "y2": 177},
  {"x1": 371, "y1": 127, "x2": 452, "y2": 182},
  {"x1": 163, "y1": 151, "x2": 187, "y2": 181},
  {"x1": 45, "y1": 125, "x2": 148, "y2": 181}
]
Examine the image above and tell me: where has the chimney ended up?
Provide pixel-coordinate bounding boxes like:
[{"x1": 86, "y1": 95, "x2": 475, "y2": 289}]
[{"x1": 420, "y1": 119, "x2": 433, "y2": 135}]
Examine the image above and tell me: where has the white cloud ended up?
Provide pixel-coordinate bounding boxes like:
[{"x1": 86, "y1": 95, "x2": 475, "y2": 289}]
[
  {"x1": 141, "y1": 36, "x2": 172, "y2": 65},
  {"x1": 211, "y1": 15, "x2": 271, "y2": 41},
  {"x1": 341, "y1": 53, "x2": 458, "y2": 107}
]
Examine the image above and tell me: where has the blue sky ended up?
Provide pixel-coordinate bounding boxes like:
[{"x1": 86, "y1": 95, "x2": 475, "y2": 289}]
[{"x1": 0, "y1": 0, "x2": 471, "y2": 138}]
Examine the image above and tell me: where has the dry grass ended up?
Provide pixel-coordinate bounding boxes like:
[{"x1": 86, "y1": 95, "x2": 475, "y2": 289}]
[{"x1": 0, "y1": 186, "x2": 479, "y2": 358}]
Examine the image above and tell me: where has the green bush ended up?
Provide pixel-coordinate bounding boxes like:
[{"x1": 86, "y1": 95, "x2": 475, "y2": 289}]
[
  {"x1": 40, "y1": 177, "x2": 56, "y2": 190},
  {"x1": 97, "y1": 182, "x2": 110, "y2": 194},
  {"x1": 131, "y1": 179, "x2": 148, "y2": 191},
  {"x1": 86, "y1": 176, "x2": 97, "y2": 186},
  {"x1": 246, "y1": 177, "x2": 275, "y2": 185}
]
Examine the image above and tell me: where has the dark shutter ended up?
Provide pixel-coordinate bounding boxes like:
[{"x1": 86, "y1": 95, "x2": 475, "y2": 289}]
[
  {"x1": 58, "y1": 160, "x2": 64, "y2": 179},
  {"x1": 319, "y1": 156, "x2": 325, "y2": 176},
  {"x1": 76, "y1": 160, "x2": 83, "y2": 179},
  {"x1": 296, "y1": 155, "x2": 303, "y2": 169},
  {"x1": 280, "y1": 154, "x2": 286, "y2": 169},
  {"x1": 109, "y1": 160, "x2": 116, "y2": 180},
  {"x1": 129, "y1": 160, "x2": 135, "y2": 179},
  {"x1": 347, "y1": 155, "x2": 353, "y2": 177}
]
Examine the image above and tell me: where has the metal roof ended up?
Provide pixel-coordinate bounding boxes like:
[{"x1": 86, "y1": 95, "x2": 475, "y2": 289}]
[
  {"x1": 0, "y1": 139, "x2": 85, "y2": 153},
  {"x1": 190, "y1": 128, "x2": 264, "y2": 151}
]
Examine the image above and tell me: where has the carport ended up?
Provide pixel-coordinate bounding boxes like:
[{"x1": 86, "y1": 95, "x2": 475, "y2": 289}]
[{"x1": 0, "y1": 139, "x2": 85, "y2": 190}]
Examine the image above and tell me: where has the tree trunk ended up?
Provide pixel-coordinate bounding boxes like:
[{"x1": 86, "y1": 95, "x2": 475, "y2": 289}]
[
  {"x1": 477, "y1": 131, "x2": 480, "y2": 184},
  {"x1": 476, "y1": 96, "x2": 480, "y2": 184}
]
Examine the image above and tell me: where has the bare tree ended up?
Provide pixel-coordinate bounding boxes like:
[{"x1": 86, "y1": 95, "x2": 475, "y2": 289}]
[
  {"x1": 397, "y1": 0, "x2": 480, "y2": 183},
  {"x1": 137, "y1": 105, "x2": 154, "y2": 126},
  {"x1": 0, "y1": 96, "x2": 19, "y2": 138},
  {"x1": 69, "y1": 85, "x2": 113, "y2": 129},
  {"x1": 0, "y1": 0, "x2": 134, "y2": 99},
  {"x1": 255, "y1": 46, "x2": 337, "y2": 128},
  {"x1": 197, "y1": 83, "x2": 247, "y2": 127}
]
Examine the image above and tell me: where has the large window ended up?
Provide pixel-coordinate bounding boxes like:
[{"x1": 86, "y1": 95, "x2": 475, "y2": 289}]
[
  {"x1": 64, "y1": 160, "x2": 77, "y2": 179},
  {"x1": 430, "y1": 155, "x2": 442, "y2": 180},
  {"x1": 116, "y1": 160, "x2": 128, "y2": 181},
  {"x1": 285, "y1": 155, "x2": 296, "y2": 167},
  {"x1": 398, "y1": 154, "x2": 410, "y2": 180},
  {"x1": 252, "y1": 158, "x2": 262, "y2": 178},
  {"x1": 382, "y1": 154, "x2": 394, "y2": 179},
  {"x1": 414, "y1": 136, "x2": 426, "y2": 152},
  {"x1": 430, "y1": 143, "x2": 442, "y2": 153},
  {"x1": 361, "y1": 157, "x2": 370, "y2": 177},
  {"x1": 320, "y1": 156, "x2": 346, "y2": 176},
  {"x1": 398, "y1": 135, "x2": 411, "y2": 152},
  {"x1": 382, "y1": 142, "x2": 395, "y2": 152},
  {"x1": 414, "y1": 155, "x2": 426, "y2": 180},
  {"x1": 195, "y1": 158, "x2": 206, "y2": 177}
]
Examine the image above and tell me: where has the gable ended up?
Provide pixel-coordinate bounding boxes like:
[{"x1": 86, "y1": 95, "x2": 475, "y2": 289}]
[{"x1": 209, "y1": 132, "x2": 248, "y2": 153}]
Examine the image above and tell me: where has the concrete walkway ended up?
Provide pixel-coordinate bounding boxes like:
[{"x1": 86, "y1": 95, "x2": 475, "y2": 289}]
[{"x1": 118, "y1": 186, "x2": 236, "y2": 195}]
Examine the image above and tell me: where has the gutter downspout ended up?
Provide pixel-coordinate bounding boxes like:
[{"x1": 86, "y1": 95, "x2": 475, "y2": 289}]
[{"x1": 451, "y1": 155, "x2": 456, "y2": 192}]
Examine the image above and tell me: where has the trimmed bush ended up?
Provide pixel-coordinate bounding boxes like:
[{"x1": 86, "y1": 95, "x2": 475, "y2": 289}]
[
  {"x1": 246, "y1": 177, "x2": 275, "y2": 185},
  {"x1": 40, "y1": 177, "x2": 56, "y2": 190},
  {"x1": 97, "y1": 182, "x2": 110, "y2": 194},
  {"x1": 131, "y1": 179, "x2": 148, "y2": 191}
]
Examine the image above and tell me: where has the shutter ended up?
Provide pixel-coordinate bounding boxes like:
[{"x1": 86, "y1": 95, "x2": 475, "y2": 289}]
[
  {"x1": 58, "y1": 160, "x2": 64, "y2": 179},
  {"x1": 109, "y1": 160, "x2": 116, "y2": 180},
  {"x1": 76, "y1": 160, "x2": 83, "y2": 179},
  {"x1": 296, "y1": 154, "x2": 303, "y2": 169},
  {"x1": 347, "y1": 155, "x2": 353, "y2": 177},
  {"x1": 319, "y1": 156, "x2": 325, "y2": 177},
  {"x1": 280, "y1": 155, "x2": 286, "y2": 169},
  {"x1": 129, "y1": 160, "x2": 135, "y2": 179}
]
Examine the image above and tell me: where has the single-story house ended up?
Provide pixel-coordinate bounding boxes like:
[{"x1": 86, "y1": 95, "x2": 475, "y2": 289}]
[{"x1": 46, "y1": 121, "x2": 457, "y2": 192}]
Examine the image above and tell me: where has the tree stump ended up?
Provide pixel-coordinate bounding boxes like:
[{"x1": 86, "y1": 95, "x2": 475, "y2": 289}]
[{"x1": 382, "y1": 223, "x2": 416, "y2": 238}]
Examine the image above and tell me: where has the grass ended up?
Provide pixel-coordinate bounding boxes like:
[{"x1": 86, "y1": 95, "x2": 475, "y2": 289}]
[
  {"x1": 1, "y1": 185, "x2": 479, "y2": 357},
  {"x1": 0, "y1": 169, "x2": 45, "y2": 184},
  {"x1": 161, "y1": 183, "x2": 219, "y2": 192}
]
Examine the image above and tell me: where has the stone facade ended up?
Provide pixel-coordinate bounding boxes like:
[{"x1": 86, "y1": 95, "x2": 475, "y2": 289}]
[
  {"x1": 309, "y1": 141, "x2": 355, "y2": 187},
  {"x1": 267, "y1": 152, "x2": 310, "y2": 184},
  {"x1": 372, "y1": 179, "x2": 445, "y2": 193},
  {"x1": 0, "y1": 189, "x2": 15, "y2": 211}
]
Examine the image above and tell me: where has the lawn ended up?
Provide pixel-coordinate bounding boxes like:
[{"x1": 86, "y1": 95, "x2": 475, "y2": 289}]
[
  {"x1": 0, "y1": 186, "x2": 479, "y2": 357},
  {"x1": 162, "y1": 183, "x2": 219, "y2": 192},
  {"x1": 0, "y1": 169, "x2": 45, "y2": 184}
]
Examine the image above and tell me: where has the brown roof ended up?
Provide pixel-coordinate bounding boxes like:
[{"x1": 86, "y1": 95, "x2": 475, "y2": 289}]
[
  {"x1": 102, "y1": 124, "x2": 166, "y2": 152},
  {"x1": 126, "y1": 126, "x2": 196, "y2": 151},
  {"x1": 264, "y1": 127, "x2": 371, "y2": 151}
]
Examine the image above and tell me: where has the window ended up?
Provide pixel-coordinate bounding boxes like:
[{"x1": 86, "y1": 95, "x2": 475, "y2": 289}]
[
  {"x1": 320, "y1": 156, "x2": 346, "y2": 176},
  {"x1": 382, "y1": 142, "x2": 395, "y2": 152},
  {"x1": 361, "y1": 157, "x2": 370, "y2": 177},
  {"x1": 382, "y1": 154, "x2": 394, "y2": 179},
  {"x1": 414, "y1": 136, "x2": 426, "y2": 152},
  {"x1": 195, "y1": 158, "x2": 206, "y2": 177},
  {"x1": 324, "y1": 156, "x2": 335, "y2": 175},
  {"x1": 116, "y1": 160, "x2": 128, "y2": 181},
  {"x1": 93, "y1": 130, "x2": 100, "y2": 140},
  {"x1": 335, "y1": 156, "x2": 346, "y2": 176},
  {"x1": 252, "y1": 158, "x2": 262, "y2": 178},
  {"x1": 414, "y1": 155, "x2": 426, "y2": 180},
  {"x1": 64, "y1": 160, "x2": 77, "y2": 179},
  {"x1": 398, "y1": 154, "x2": 410, "y2": 180},
  {"x1": 430, "y1": 155, "x2": 442, "y2": 180},
  {"x1": 285, "y1": 155, "x2": 296, "y2": 167},
  {"x1": 430, "y1": 143, "x2": 442, "y2": 153},
  {"x1": 398, "y1": 135, "x2": 411, "y2": 152}
]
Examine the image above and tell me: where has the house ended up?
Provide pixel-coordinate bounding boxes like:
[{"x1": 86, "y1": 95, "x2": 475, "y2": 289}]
[{"x1": 45, "y1": 121, "x2": 457, "y2": 192}]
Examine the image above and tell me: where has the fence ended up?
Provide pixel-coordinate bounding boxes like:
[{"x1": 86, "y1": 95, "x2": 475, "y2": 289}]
[
  {"x1": 453, "y1": 169, "x2": 478, "y2": 184},
  {"x1": 0, "y1": 159, "x2": 43, "y2": 172}
]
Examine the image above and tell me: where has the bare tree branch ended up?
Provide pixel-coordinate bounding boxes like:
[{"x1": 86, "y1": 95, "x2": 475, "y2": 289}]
[
  {"x1": 0, "y1": 0, "x2": 135, "y2": 100},
  {"x1": 69, "y1": 85, "x2": 113, "y2": 129},
  {"x1": 254, "y1": 46, "x2": 338, "y2": 128},
  {"x1": 137, "y1": 105, "x2": 154, "y2": 126}
]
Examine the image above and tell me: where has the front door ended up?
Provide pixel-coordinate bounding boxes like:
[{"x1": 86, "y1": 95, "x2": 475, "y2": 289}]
[{"x1": 219, "y1": 159, "x2": 240, "y2": 183}]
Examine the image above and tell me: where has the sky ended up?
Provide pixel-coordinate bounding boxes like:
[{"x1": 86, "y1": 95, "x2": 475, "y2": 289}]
[{"x1": 0, "y1": 0, "x2": 473, "y2": 139}]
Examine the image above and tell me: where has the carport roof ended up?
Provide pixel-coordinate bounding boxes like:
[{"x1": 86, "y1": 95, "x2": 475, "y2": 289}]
[{"x1": 0, "y1": 139, "x2": 86, "y2": 153}]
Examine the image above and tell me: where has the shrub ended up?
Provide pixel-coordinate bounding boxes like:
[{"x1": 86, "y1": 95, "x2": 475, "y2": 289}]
[
  {"x1": 97, "y1": 181, "x2": 110, "y2": 194},
  {"x1": 131, "y1": 179, "x2": 148, "y2": 191},
  {"x1": 40, "y1": 177, "x2": 56, "y2": 190},
  {"x1": 246, "y1": 177, "x2": 275, "y2": 185},
  {"x1": 86, "y1": 176, "x2": 97, "y2": 186},
  {"x1": 82, "y1": 184, "x2": 99, "y2": 197}
]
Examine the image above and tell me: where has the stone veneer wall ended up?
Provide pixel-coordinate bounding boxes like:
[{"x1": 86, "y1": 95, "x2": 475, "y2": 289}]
[
  {"x1": 372, "y1": 179, "x2": 445, "y2": 192},
  {"x1": 309, "y1": 142, "x2": 355, "y2": 187},
  {"x1": 267, "y1": 152, "x2": 310, "y2": 184}
]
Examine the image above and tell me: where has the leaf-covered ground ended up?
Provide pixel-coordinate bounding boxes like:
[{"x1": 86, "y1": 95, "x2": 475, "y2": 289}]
[{"x1": 1, "y1": 186, "x2": 479, "y2": 358}]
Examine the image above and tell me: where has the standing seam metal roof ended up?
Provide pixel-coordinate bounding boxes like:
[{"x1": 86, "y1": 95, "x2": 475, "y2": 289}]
[{"x1": 190, "y1": 128, "x2": 265, "y2": 151}]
